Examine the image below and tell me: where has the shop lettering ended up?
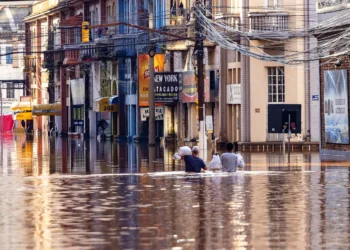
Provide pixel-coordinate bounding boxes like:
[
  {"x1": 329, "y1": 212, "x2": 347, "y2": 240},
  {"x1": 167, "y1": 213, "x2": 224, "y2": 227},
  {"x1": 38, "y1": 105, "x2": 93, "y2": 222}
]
[
  {"x1": 103, "y1": 105, "x2": 115, "y2": 111},
  {"x1": 143, "y1": 66, "x2": 160, "y2": 79},
  {"x1": 154, "y1": 86, "x2": 179, "y2": 92},
  {"x1": 154, "y1": 74, "x2": 178, "y2": 83}
]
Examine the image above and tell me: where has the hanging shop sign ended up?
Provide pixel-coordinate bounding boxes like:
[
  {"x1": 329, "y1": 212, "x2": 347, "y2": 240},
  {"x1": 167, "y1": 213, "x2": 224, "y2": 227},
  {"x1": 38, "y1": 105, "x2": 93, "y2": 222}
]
[
  {"x1": 138, "y1": 54, "x2": 165, "y2": 107},
  {"x1": 94, "y1": 97, "x2": 118, "y2": 112},
  {"x1": 227, "y1": 84, "x2": 241, "y2": 104},
  {"x1": 140, "y1": 107, "x2": 164, "y2": 121},
  {"x1": 205, "y1": 115, "x2": 213, "y2": 133},
  {"x1": 154, "y1": 72, "x2": 182, "y2": 103},
  {"x1": 70, "y1": 78, "x2": 84, "y2": 105}
]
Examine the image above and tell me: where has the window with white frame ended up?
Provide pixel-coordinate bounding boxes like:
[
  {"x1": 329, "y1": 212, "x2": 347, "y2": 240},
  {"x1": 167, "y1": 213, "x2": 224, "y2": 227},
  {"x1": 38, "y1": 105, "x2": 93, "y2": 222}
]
[
  {"x1": 268, "y1": 67, "x2": 284, "y2": 103},
  {"x1": 267, "y1": 0, "x2": 282, "y2": 8},
  {"x1": 6, "y1": 87, "x2": 14, "y2": 98}
]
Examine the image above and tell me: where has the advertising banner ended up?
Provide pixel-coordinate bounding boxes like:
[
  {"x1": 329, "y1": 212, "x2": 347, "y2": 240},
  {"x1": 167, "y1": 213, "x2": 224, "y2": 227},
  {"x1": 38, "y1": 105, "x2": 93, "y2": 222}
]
[
  {"x1": 70, "y1": 78, "x2": 84, "y2": 106},
  {"x1": 324, "y1": 70, "x2": 349, "y2": 144},
  {"x1": 140, "y1": 107, "x2": 164, "y2": 121},
  {"x1": 182, "y1": 71, "x2": 210, "y2": 103},
  {"x1": 227, "y1": 84, "x2": 241, "y2": 104},
  {"x1": 154, "y1": 72, "x2": 182, "y2": 103},
  {"x1": 138, "y1": 54, "x2": 164, "y2": 106}
]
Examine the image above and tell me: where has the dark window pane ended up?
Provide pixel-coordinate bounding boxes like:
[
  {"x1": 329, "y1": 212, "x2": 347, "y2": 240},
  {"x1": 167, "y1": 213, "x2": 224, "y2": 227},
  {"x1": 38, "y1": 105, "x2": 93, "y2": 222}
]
[
  {"x1": 272, "y1": 85, "x2": 276, "y2": 94},
  {"x1": 278, "y1": 94, "x2": 284, "y2": 102},
  {"x1": 269, "y1": 95, "x2": 272, "y2": 102},
  {"x1": 278, "y1": 85, "x2": 283, "y2": 93},
  {"x1": 268, "y1": 86, "x2": 272, "y2": 94},
  {"x1": 210, "y1": 70, "x2": 216, "y2": 90}
]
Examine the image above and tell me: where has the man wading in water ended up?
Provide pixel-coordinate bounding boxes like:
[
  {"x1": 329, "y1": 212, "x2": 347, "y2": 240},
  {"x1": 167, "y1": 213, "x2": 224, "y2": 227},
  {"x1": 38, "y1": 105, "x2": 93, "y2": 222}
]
[{"x1": 183, "y1": 146, "x2": 207, "y2": 173}]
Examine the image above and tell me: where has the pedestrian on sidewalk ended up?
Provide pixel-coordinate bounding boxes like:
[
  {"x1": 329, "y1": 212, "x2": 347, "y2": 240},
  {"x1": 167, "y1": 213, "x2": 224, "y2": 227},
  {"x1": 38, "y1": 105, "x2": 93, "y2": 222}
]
[
  {"x1": 183, "y1": 146, "x2": 207, "y2": 173},
  {"x1": 221, "y1": 142, "x2": 239, "y2": 172}
]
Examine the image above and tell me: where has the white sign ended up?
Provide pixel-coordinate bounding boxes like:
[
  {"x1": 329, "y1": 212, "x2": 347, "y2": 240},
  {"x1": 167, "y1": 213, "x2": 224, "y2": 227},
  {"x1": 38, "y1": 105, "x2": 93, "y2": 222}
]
[
  {"x1": 227, "y1": 84, "x2": 241, "y2": 104},
  {"x1": 70, "y1": 78, "x2": 85, "y2": 105},
  {"x1": 206, "y1": 115, "x2": 213, "y2": 133},
  {"x1": 140, "y1": 107, "x2": 164, "y2": 121}
]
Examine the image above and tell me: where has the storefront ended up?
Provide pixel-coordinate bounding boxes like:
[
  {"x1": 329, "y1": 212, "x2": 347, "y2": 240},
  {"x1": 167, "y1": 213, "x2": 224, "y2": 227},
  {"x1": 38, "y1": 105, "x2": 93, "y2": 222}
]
[
  {"x1": 11, "y1": 101, "x2": 33, "y2": 132},
  {"x1": 93, "y1": 97, "x2": 118, "y2": 137}
]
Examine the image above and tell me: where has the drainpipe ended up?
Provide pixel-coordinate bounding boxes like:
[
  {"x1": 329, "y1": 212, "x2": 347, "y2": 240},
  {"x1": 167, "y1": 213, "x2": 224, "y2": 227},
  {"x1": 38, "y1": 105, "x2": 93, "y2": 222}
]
[
  {"x1": 240, "y1": 0, "x2": 250, "y2": 142},
  {"x1": 305, "y1": 0, "x2": 311, "y2": 142}
]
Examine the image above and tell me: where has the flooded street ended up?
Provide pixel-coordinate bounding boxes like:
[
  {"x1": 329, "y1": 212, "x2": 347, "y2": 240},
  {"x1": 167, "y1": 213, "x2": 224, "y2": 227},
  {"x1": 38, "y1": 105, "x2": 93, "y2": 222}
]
[{"x1": 0, "y1": 134, "x2": 350, "y2": 249}]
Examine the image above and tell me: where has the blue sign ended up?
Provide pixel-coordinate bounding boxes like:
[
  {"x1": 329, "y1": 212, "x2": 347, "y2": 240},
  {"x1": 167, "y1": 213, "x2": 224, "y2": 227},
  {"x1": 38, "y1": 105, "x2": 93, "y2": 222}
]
[
  {"x1": 73, "y1": 120, "x2": 84, "y2": 126},
  {"x1": 312, "y1": 95, "x2": 319, "y2": 101}
]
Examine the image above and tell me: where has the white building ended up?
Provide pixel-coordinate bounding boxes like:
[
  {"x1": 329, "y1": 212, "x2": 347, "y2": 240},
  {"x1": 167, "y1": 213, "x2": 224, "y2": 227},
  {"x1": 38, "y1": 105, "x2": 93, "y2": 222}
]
[{"x1": 0, "y1": 6, "x2": 28, "y2": 114}]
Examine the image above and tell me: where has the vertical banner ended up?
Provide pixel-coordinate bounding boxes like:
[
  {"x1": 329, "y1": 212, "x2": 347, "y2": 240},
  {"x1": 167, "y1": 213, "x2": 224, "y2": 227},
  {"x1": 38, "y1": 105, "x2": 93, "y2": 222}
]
[
  {"x1": 70, "y1": 78, "x2": 85, "y2": 105},
  {"x1": 324, "y1": 70, "x2": 349, "y2": 144},
  {"x1": 138, "y1": 54, "x2": 164, "y2": 106}
]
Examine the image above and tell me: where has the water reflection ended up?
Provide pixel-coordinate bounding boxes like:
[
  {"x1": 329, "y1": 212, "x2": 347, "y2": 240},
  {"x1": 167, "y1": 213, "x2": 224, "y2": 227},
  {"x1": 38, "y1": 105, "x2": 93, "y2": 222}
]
[
  {"x1": 1, "y1": 135, "x2": 350, "y2": 249},
  {"x1": 0, "y1": 134, "x2": 324, "y2": 175}
]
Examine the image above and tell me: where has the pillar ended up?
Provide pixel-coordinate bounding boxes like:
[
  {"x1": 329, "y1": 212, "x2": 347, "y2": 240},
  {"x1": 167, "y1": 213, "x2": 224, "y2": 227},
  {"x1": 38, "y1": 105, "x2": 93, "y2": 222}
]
[
  {"x1": 218, "y1": 47, "x2": 228, "y2": 145},
  {"x1": 60, "y1": 67, "x2": 68, "y2": 136}
]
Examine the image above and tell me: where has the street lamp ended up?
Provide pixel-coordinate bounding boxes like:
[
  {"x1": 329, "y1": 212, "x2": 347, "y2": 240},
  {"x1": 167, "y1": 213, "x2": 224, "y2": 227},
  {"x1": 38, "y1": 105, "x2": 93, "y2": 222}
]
[{"x1": 149, "y1": 46, "x2": 156, "y2": 58}]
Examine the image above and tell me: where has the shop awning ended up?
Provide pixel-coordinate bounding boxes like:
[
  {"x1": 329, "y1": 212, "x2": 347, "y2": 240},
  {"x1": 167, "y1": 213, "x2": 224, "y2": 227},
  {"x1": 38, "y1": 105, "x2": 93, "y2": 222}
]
[
  {"x1": 10, "y1": 101, "x2": 32, "y2": 111},
  {"x1": 32, "y1": 103, "x2": 61, "y2": 116},
  {"x1": 14, "y1": 112, "x2": 33, "y2": 121},
  {"x1": 108, "y1": 95, "x2": 118, "y2": 105},
  {"x1": 94, "y1": 97, "x2": 118, "y2": 112}
]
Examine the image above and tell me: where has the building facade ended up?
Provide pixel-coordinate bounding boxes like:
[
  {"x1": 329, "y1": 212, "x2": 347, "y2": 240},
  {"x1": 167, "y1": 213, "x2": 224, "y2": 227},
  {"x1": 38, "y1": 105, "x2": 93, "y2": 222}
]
[
  {"x1": 0, "y1": 5, "x2": 29, "y2": 129},
  {"x1": 317, "y1": 1, "x2": 350, "y2": 156},
  {"x1": 22, "y1": 0, "x2": 319, "y2": 150}
]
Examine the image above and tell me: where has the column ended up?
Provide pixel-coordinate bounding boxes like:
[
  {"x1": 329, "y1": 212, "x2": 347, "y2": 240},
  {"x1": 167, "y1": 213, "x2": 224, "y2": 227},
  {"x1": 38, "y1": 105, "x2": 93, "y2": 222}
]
[
  {"x1": 218, "y1": 47, "x2": 228, "y2": 145},
  {"x1": 240, "y1": 0, "x2": 251, "y2": 142},
  {"x1": 60, "y1": 67, "x2": 68, "y2": 136}
]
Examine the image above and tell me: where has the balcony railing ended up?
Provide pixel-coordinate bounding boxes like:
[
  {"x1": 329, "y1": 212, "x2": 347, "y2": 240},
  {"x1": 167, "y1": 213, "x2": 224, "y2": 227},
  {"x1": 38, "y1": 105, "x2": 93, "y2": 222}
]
[
  {"x1": 23, "y1": 55, "x2": 36, "y2": 73},
  {"x1": 79, "y1": 38, "x2": 114, "y2": 61},
  {"x1": 214, "y1": 13, "x2": 240, "y2": 30},
  {"x1": 249, "y1": 12, "x2": 288, "y2": 32},
  {"x1": 170, "y1": 8, "x2": 189, "y2": 26}
]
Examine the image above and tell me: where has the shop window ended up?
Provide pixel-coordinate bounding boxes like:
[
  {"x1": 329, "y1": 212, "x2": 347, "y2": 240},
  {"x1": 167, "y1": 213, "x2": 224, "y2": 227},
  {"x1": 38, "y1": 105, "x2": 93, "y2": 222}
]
[
  {"x1": 6, "y1": 87, "x2": 14, "y2": 98},
  {"x1": 268, "y1": 67, "x2": 284, "y2": 103},
  {"x1": 6, "y1": 47, "x2": 13, "y2": 64}
]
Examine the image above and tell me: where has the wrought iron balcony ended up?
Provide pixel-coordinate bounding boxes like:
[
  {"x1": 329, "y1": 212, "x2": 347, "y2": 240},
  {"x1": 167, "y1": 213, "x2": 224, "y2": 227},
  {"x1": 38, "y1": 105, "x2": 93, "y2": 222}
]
[
  {"x1": 249, "y1": 12, "x2": 288, "y2": 32},
  {"x1": 79, "y1": 38, "x2": 114, "y2": 61}
]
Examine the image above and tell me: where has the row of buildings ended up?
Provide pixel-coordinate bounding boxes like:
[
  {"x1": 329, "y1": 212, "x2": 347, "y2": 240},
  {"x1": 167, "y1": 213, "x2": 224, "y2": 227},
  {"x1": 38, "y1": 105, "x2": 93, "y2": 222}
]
[{"x1": 2, "y1": 0, "x2": 348, "y2": 153}]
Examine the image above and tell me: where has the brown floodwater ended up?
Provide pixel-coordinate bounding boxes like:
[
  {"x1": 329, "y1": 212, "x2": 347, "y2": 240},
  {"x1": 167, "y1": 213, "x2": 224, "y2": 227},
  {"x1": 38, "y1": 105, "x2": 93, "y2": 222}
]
[{"x1": 0, "y1": 134, "x2": 349, "y2": 249}]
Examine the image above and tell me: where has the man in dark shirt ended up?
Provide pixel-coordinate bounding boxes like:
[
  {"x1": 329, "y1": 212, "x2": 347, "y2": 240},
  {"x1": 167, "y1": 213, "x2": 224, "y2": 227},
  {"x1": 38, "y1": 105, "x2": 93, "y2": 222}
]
[{"x1": 183, "y1": 146, "x2": 207, "y2": 173}]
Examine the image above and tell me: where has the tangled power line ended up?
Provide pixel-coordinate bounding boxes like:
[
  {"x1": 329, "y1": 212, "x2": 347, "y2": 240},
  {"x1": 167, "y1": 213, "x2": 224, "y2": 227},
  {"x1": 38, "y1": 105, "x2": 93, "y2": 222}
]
[{"x1": 195, "y1": 6, "x2": 350, "y2": 65}]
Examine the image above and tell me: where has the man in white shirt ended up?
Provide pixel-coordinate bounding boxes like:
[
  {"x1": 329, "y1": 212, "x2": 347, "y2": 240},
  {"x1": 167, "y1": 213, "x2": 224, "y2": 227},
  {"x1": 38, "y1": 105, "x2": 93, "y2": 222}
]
[{"x1": 221, "y1": 142, "x2": 239, "y2": 172}]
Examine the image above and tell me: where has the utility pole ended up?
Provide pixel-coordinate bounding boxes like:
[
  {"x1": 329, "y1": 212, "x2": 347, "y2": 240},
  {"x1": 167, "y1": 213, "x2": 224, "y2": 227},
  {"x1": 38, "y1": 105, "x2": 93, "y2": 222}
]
[
  {"x1": 195, "y1": 1, "x2": 206, "y2": 155},
  {"x1": 148, "y1": 1, "x2": 156, "y2": 146},
  {"x1": 84, "y1": 65, "x2": 90, "y2": 138}
]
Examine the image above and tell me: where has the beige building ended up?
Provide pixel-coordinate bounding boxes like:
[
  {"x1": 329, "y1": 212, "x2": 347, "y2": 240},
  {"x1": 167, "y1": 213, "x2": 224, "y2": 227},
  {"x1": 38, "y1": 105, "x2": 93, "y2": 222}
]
[{"x1": 223, "y1": 0, "x2": 319, "y2": 144}]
